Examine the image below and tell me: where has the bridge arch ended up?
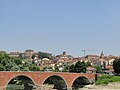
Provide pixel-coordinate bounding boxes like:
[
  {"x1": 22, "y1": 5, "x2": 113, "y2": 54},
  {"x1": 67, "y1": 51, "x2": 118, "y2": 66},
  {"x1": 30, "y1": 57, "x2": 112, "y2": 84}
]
[
  {"x1": 72, "y1": 76, "x2": 90, "y2": 89},
  {"x1": 6, "y1": 74, "x2": 36, "y2": 90},
  {"x1": 43, "y1": 75, "x2": 68, "y2": 90}
]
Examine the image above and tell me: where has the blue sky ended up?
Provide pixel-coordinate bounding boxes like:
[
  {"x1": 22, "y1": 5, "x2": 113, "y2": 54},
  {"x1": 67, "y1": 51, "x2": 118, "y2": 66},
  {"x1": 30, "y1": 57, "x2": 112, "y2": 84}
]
[{"x1": 0, "y1": 0, "x2": 120, "y2": 57}]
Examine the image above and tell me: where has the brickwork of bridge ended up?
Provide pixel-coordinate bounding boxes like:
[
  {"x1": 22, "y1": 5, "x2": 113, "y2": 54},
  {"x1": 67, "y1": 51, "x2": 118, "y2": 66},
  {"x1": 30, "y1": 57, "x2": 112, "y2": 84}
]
[{"x1": 0, "y1": 71, "x2": 96, "y2": 90}]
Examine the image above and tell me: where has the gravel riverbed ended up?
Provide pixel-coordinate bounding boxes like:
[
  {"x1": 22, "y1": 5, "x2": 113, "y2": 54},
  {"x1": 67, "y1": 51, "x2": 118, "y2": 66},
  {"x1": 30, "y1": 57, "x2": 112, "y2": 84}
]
[
  {"x1": 33, "y1": 83, "x2": 120, "y2": 90},
  {"x1": 80, "y1": 83, "x2": 120, "y2": 90}
]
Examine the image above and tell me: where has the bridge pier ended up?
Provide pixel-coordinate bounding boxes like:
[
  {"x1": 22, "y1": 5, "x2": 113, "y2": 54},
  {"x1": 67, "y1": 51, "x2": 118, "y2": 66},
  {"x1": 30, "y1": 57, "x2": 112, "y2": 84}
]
[
  {"x1": 67, "y1": 87, "x2": 72, "y2": 90},
  {"x1": 0, "y1": 86, "x2": 6, "y2": 90}
]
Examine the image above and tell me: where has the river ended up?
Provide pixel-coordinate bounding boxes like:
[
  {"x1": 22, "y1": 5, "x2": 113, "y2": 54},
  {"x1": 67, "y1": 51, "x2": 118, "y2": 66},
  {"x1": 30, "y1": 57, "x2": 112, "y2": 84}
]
[{"x1": 6, "y1": 84, "x2": 120, "y2": 90}]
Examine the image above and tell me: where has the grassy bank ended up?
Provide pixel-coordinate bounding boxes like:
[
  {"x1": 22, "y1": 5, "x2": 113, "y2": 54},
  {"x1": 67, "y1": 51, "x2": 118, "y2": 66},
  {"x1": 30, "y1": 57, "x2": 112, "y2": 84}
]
[{"x1": 95, "y1": 74, "x2": 120, "y2": 85}]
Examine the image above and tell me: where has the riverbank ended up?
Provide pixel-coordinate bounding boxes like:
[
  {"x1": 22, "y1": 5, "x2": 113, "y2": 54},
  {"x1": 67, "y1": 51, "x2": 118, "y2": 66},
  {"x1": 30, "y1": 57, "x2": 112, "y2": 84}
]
[
  {"x1": 32, "y1": 82, "x2": 120, "y2": 90},
  {"x1": 81, "y1": 82, "x2": 120, "y2": 90}
]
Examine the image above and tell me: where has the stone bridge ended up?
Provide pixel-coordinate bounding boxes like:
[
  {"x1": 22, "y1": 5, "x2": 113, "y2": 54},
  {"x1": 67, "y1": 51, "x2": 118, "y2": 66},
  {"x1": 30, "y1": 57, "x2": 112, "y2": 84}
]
[{"x1": 0, "y1": 71, "x2": 97, "y2": 90}]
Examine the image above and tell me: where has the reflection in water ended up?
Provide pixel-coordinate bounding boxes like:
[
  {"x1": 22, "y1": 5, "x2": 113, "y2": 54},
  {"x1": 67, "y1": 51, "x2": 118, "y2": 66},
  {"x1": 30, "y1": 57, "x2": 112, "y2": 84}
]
[
  {"x1": 6, "y1": 83, "x2": 34, "y2": 90},
  {"x1": 6, "y1": 76, "x2": 34, "y2": 90},
  {"x1": 43, "y1": 75, "x2": 67, "y2": 90},
  {"x1": 6, "y1": 84, "x2": 24, "y2": 90}
]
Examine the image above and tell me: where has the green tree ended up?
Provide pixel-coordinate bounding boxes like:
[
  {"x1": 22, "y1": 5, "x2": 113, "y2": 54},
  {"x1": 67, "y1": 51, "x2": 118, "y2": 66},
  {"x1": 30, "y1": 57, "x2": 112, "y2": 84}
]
[
  {"x1": 21, "y1": 67, "x2": 29, "y2": 71},
  {"x1": 113, "y1": 57, "x2": 120, "y2": 75},
  {"x1": 62, "y1": 65, "x2": 69, "y2": 72},
  {"x1": 12, "y1": 57, "x2": 22, "y2": 65},
  {"x1": 54, "y1": 64, "x2": 59, "y2": 72},
  {"x1": 0, "y1": 59, "x2": 8, "y2": 66},
  {"x1": 31, "y1": 54, "x2": 36, "y2": 60},
  {"x1": 69, "y1": 64, "x2": 75, "y2": 72},
  {"x1": 0, "y1": 51, "x2": 41, "y2": 72},
  {"x1": 74, "y1": 61, "x2": 86, "y2": 73},
  {"x1": 94, "y1": 65, "x2": 102, "y2": 73},
  {"x1": 0, "y1": 64, "x2": 5, "y2": 71},
  {"x1": 69, "y1": 61, "x2": 87, "y2": 73},
  {"x1": 29, "y1": 65, "x2": 40, "y2": 71},
  {"x1": 10, "y1": 66, "x2": 20, "y2": 71},
  {"x1": 38, "y1": 52, "x2": 52, "y2": 59},
  {"x1": 5, "y1": 62, "x2": 16, "y2": 71},
  {"x1": 0, "y1": 51, "x2": 11, "y2": 66},
  {"x1": 86, "y1": 61, "x2": 92, "y2": 67},
  {"x1": 0, "y1": 51, "x2": 10, "y2": 59}
]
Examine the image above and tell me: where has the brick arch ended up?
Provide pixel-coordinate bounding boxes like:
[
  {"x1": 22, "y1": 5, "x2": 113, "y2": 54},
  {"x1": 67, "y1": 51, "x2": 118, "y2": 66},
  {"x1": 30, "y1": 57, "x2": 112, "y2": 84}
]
[
  {"x1": 42, "y1": 74, "x2": 68, "y2": 88},
  {"x1": 5, "y1": 74, "x2": 36, "y2": 88},
  {"x1": 71, "y1": 76, "x2": 90, "y2": 88}
]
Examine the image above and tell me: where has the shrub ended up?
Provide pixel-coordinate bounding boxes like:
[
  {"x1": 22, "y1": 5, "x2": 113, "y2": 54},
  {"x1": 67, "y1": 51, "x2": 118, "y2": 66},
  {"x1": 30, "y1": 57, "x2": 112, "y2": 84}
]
[{"x1": 96, "y1": 74, "x2": 120, "y2": 85}]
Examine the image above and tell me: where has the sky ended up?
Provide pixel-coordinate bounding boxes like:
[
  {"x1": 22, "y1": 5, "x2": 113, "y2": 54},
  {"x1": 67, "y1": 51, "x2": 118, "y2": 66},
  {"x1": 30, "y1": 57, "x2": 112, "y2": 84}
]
[{"x1": 0, "y1": 0, "x2": 120, "y2": 57}]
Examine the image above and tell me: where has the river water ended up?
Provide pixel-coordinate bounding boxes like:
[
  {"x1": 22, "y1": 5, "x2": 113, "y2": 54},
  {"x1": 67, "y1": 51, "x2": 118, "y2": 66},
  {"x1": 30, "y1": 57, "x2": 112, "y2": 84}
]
[
  {"x1": 6, "y1": 84, "x2": 120, "y2": 90},
  {"x1": 6, "y1": 84, "x2": 24, "y2": 90}
]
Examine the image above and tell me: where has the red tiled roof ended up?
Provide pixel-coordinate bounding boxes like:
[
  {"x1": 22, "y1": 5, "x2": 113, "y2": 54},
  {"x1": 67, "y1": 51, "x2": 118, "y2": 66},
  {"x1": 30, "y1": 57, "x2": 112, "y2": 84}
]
[{"x1": 87, "y1": 66, "x2": 96, "y2": 71}]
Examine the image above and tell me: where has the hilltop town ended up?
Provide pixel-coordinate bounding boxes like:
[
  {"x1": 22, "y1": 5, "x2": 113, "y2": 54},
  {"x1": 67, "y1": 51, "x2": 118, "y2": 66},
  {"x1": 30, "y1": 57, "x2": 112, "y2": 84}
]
[{"x1": 7, "y1": 49, "x2": 116, "y2": 74}]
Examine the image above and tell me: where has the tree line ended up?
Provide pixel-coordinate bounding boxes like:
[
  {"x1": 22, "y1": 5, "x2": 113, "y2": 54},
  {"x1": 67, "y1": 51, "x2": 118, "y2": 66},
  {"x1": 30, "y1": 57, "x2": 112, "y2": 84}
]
[{"x1": 0, "y1": 51, "x2": 40, "y2": 71}]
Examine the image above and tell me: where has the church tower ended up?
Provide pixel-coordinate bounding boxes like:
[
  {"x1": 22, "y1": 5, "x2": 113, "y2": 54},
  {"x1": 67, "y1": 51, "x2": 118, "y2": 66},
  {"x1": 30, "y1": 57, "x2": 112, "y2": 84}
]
[{"x1": 100, "y1": 51, "x2": 104, "y2": 58}]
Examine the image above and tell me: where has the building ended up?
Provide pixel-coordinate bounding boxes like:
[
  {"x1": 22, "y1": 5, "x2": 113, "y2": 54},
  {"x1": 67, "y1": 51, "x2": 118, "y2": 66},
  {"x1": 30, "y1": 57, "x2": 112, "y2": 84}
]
[
  {"x1": 24, "y1": 49, "x2": 34, "y2": 59},
  {"x1": 8, "y1": 52, "x2": 20, "y2": 57}
]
